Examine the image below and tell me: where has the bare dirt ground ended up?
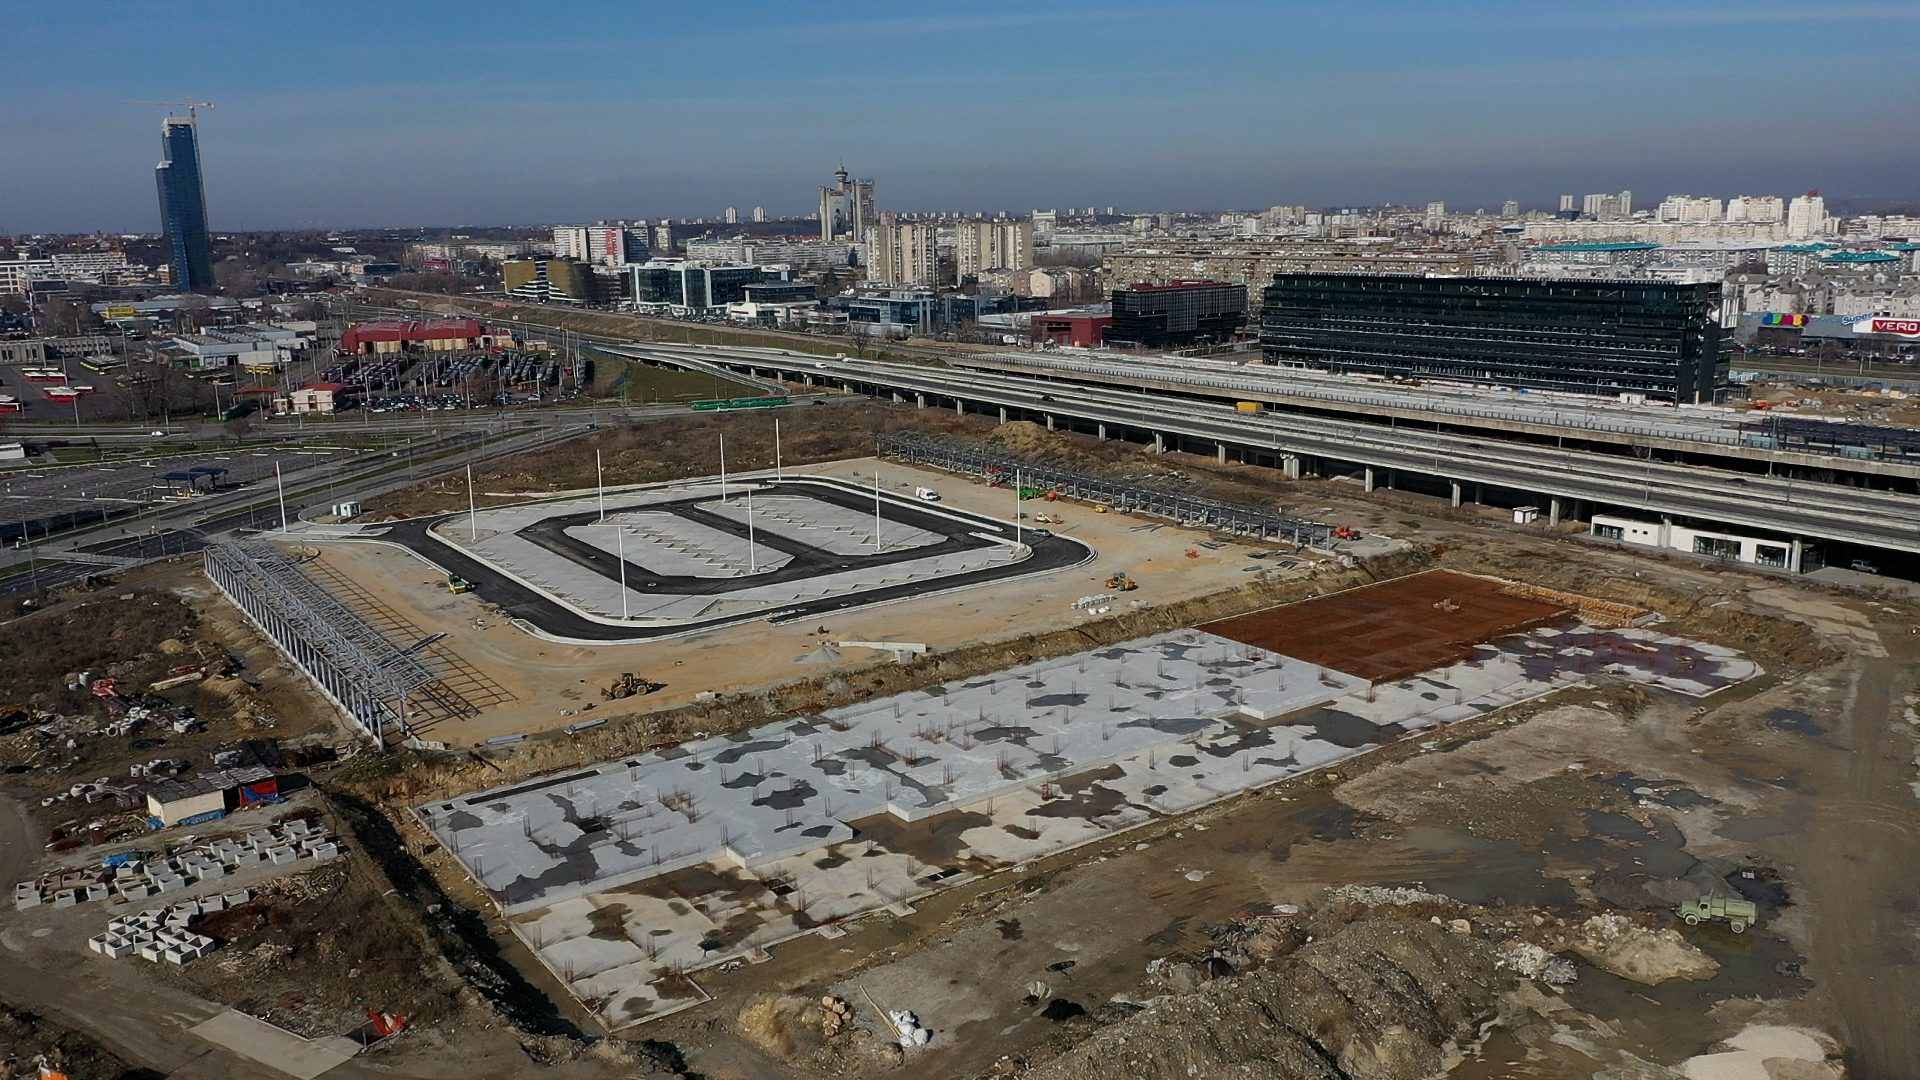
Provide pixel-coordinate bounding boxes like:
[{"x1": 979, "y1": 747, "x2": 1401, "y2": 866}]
[
  {"x1": 306, "y1": 454, "x2": 1341, "y2": 748},
  {"x1": 2, "y1": 415, "x2": 1916, "y2": 1080},
  {"x1": 624, "y1": 530, "x2": 1911, "y2": 1080}
]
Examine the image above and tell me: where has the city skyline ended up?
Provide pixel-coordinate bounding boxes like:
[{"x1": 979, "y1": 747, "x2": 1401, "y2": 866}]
[{"x1": 5, "y1": 0, "x2": 1920, "y2": 233}]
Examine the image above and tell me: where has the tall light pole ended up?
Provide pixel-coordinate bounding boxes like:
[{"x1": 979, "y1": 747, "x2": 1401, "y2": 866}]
[
  {"x1": 773, "y1": 416, "x2": 782, "y2": 480},
  {"x1": 1013, "y1": 467, "x2": 1022, "y2": 549},
  {"x1": 873, "y1": 468, "x2": 883, "y2": 552},
  {"x1": 275, "y1": 461, "x2": 288, "y2": 530},
  {"x1": 746, "y1": 481, "x2": 757, "y2": 574},
  {"x1": 466, "y1": 463, "x2": 477, "y2": 539},
  {"x1": 718, "y1": 433, "x2": 728, "y2": 503},
  {"x1": 613, "y1": 520, "x2": 629, "y2": 620},
  {"x1": 596, "y1": 448, "x2": 605, "y2": 522}
]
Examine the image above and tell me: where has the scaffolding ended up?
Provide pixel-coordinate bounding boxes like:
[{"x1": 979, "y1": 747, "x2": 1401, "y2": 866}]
[
  {"x1": 877, "y1": 431, "x2": 1333, "y2": 545},
  {"x1": 203, "y1": 539, "x2": 433, "y2": 748}
]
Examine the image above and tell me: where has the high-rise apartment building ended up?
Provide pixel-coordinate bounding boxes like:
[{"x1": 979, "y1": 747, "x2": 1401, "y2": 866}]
[
  {"x1": 1582, "y1": 191, "x2": 1633, "y2": 220},
  {"x1": 552, "y1": 225, "x2": 647, "y2": 266},
  {"x1": 1425, "y1": 202, "x2": 1447, "y2": 228},
  {"x1": 819, "y1": 164, "x2": 877, "y2": 243},
  {"x1": 1559, "y1": 195, "x2": 1577, "y2": 213},
  {"x1": 954, "y1": 220, "x2": 1033, "y2": 278},
  {"x1": 723, "y1": 207, "x2": 739, "y2": 224},
  {"x1": 865, "y1": 218, "x2": 938, "y2": 286},
  {"x1": 1656, "y1": 195, "x2": 1724, "y2": 223},
  {"x1": 1031, "y1": 209, "x2": 1057, "y2": 235},
  {"x1": 154, "y1": 115, "x2": 213, "y2": 292},
  {"x1": 1724, "y1": 195, "x2": 1785, "y2": 224},
  {"x1": 1786, "y1": 193, "x2": 1829, "y2": 240},
  {"x1": 751, "y1": 206, "x2": 767, "y2": 223},
  {"x1": 1502, "y1": 199, "x2": 1521, "y2": 218}
]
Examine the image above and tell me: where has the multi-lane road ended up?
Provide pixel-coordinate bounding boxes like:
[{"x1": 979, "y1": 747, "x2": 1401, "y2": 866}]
[{"x1": 605, "y1": 342, "x2": 1920, "y2": 561}]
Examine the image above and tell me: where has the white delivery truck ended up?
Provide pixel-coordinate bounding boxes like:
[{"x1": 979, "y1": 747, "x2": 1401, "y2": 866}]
[{"x1": 914, "y1": 487, "x2": 940, "y2": 502}]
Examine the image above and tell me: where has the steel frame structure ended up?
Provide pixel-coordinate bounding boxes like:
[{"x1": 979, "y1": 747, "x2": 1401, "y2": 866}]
[
  {"x1": 877, "y1": 431, "x2": 1332, "y2": 545},
  {"x1": 203, "y1": 539, "x2": 433, "y2": 747}
]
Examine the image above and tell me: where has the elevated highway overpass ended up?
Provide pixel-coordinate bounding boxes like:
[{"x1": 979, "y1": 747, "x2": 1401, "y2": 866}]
[{"x1": 603, "y1": 343, "x2": 1920, "y2": 565}]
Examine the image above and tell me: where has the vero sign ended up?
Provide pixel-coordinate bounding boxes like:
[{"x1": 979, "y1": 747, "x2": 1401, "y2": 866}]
[{"x1": 1855, "y1": 317, "x2": 1920, "y2": 337}]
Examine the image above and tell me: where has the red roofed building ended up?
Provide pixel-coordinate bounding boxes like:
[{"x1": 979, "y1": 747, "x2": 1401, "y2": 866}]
[{"x1": 339, "y1": 318, "x2": 493, "y2": 355}]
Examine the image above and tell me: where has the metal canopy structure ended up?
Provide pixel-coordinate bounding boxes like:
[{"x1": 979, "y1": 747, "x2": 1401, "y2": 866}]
[
  {"x1": 203, "y1": 540, "x2": 435, "y2": 747},
  {"x1": 877, "y1": 431, "x2": 1333, "y2": 546}
]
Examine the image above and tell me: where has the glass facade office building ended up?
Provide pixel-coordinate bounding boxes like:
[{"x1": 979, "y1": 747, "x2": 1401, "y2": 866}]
[
  {"x1": 1106, "y1": 281, "x2": 1247, "y2": 349},
  {"x1": 1259, "y1": 273, "x2": 1730, "y2": 402},
  {"x1": 155, "y1": 117, "x2": 213, "y2": 292}
]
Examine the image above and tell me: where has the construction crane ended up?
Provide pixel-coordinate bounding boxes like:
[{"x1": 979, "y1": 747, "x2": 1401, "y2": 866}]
[{"x1": 123, "y1": 100, "x2": 215, "y2": 120}]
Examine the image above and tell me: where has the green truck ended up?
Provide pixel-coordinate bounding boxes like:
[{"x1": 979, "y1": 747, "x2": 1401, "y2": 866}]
[{"x1": 1677, "y1": 896, "x2": 1758, "y2": 933}]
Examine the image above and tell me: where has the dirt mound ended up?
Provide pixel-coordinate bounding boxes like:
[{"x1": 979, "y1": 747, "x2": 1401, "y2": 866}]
[
  {"x1": 734, "y1": 994, "x2": 902, "y2": 1075},
  {"x1": 985, "y1": 420, "x2": 1058, "y2": 456},
  {"x1": 1568, "y1": 913, "x2": 1718, "y2": 985},
  {"x1": 1029, "y1": 917, "x2": 1512, "y2": 1080}
]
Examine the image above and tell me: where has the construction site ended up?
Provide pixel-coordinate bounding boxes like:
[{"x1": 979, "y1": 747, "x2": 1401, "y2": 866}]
[{"x1": 0, "y1": 402, "x2": 1912, "y2": 1080}]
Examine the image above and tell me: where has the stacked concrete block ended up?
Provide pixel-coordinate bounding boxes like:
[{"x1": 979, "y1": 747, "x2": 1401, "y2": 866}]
[
  {"x1": 308, "y1": 842, "x2": 340, "y2": 862},
  {"x1": 266, "y1": 846, "x2": 297, "y2": 865},
  {"x1": 14, "y1": 883, "x2": 41, "y2": 910},
  {"x1": 51, "y1": 890, "x2": 78, "y2": 909},
  {"x1": 99, "y1": 901, "x2": 236, "y2": 965},
  {"x1": 83, "y1": 883, "x2": 110, "y2": 902}
]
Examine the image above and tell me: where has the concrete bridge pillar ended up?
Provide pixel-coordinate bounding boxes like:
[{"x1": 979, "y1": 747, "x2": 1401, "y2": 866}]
[
  {"x1": 1548, "y1": 497, "x2": 1561, "y2": 527},
  {"x1": 998, "y1": 406, "x2": 1008, "y2": 424},
  {"x1": 1474, "y1": 482, "x2": 1484, "y2": 505},
  {"x1": 1283, "y1": 455, "x2": 1302, "y2": 480},
  {"x1": 891, "y1": 391, "x2": 902, "y2": 404},
  {"x1": 916, "y1": 393, "x2": 926, "y2": 409},
  {"x1": 1789, "y1": 538, "x2": 1804, "y2": 573},
  {"x1": 1153, "y1": 432, "x2": 1166, "y2": 453},
  {"x1": 1097, "y1": 423, "x2": 1108, "y2": 441},
  {"x1": 1363, "y1": 466, "x2": 1376, "y2": 492},
  {"x1": 1217, "y1": 444, "x2": 1227, "y2": 464},
  {"x1": 803, "y1": 373, "x2": 814, "y2": 386},
  {"x1": 842, "y1": 381, "x2": 854, "y2": 394},
  {"x1": 1046, "y1": 414, "x2": 1055, "y2": 431},
  {"x1": 954, "y1": 398, "x2": 964, "y2": 416},
  {"x1": 1450, "y1": 480, "x2": 1463, "y2": 508}
]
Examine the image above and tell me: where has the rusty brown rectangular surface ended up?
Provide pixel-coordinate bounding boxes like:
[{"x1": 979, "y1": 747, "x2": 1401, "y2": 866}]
[{"x1": 1201, "y1": 570, "x2": 1571, "y2": 682}]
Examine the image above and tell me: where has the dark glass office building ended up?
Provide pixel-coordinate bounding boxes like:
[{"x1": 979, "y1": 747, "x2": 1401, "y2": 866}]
[
  {"x1": 1106, "y1": 281, "x2": 1247, "y2": 349},
  {"x1": 1259, "y1": 273, "x2": 1730, "y2": 402},
  {"x1": 154, "y1": 116, "x2": 213, "y2": 292}
]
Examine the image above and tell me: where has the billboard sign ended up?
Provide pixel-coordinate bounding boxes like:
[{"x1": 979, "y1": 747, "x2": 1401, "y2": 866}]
[{"x1": 1854, "y1": 317, "x2": 1920, "y2": 337}]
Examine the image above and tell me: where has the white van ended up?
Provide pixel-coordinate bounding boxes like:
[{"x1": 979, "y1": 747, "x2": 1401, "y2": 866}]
[{"x1": 914, "y1": 487, "x2": 940, "y2": 502}]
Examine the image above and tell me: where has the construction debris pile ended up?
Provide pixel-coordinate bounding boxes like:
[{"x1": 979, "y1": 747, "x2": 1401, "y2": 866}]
[{"x1": 88, "y1": 892, "x2": 253, "y2": 964}]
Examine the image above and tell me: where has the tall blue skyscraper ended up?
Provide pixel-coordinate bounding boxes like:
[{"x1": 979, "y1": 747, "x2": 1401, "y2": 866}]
[{"x1": 155, "y1": 115, "x2": 213, "y2": 292}]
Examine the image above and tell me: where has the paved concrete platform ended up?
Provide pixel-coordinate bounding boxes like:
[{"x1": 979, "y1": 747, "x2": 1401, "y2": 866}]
[
  {"x1": 566, "y1": 510, "x2": 792, "y2": 578},
  {"x1": 419, "y1": 616, "x2": 1760, "y2": 1031},
  {"x1": 428, "y1": 477, "x2": 1043, "y2": 629},
  {"x1": 701, "y1": 492, "x2": 943, "y2": 555},
  {"x1": 190, "y1": 1009, "x2": 358, "y2": 1079}
]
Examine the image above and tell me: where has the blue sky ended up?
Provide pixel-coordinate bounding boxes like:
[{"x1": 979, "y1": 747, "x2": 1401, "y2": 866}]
[{"x1": 6, "y1": 0, "x2": 1919, "y2": 232}]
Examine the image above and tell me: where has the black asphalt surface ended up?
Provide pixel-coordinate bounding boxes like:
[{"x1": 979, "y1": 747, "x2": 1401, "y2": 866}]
[{"x1": 375, "y1": 480, "x2": 1092, "y2": 641}]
